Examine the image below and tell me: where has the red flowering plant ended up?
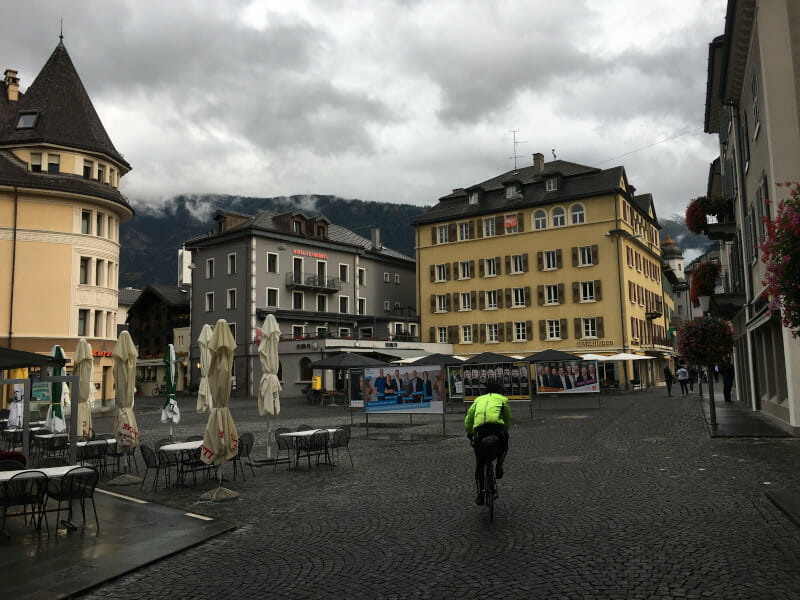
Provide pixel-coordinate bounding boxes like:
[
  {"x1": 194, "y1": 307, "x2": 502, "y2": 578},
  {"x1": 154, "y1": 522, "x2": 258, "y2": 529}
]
[
  {"x1": 689, "y1": 260, "x2": 721, "y2": 304},
  {"x1": 685, "y1": 197, "x2": 708, "y2": 234},
  {"x1": 760, "y1": 182, "x2": 800, "y2": 336},
  {"x1": 677, "y1": 316, "x2": 734, "y2": 367}
]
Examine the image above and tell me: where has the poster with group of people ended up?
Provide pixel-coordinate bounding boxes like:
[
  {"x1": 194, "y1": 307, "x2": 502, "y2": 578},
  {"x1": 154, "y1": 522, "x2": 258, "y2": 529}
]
[
  {"x1": 533, "y1": 360, "x2": 599, "y2": 394},
  {"x1": 361, "y1": 366, "x2": 444, "y2": 414},
  {"x1": 460, "y1": 362, "x2": 530, "y2": 401}
]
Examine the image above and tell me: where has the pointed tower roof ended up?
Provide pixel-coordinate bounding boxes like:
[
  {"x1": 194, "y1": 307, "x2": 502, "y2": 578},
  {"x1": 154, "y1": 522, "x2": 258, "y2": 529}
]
[
  {"x1": 661, "y1": 231, "x2": 682, "y2": 259},
  {"x1": 0, "y1": 41, "x2": 129, "y2": 169}
]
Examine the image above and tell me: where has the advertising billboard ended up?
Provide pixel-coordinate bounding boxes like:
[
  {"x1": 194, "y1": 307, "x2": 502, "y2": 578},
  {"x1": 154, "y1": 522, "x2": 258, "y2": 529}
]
[
  {"x1": 532, "y1": 359, "x2": 599, "y2": 394},
  {"x1": 461, "y1": 361, "x2": 530, "y2": 402},
  {"x1": 362, "y1": 365, "x2": 444, "y2": 414}
]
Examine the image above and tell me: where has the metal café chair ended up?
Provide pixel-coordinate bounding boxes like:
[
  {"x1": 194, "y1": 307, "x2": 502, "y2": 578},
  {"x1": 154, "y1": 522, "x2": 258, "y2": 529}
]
[
  {"x1": 139, "y1": 445, "x2": 170, "y2": 491},
  {"x1": 329, "y1": 426, "x2": 353, "y2": 467},
  {"x1": 231, "y1": 433, "x2": 255, "y2": 480},
  {"x1": 274, "y1": 428, "x2": 292, "y2": 471},
  {"x1": 0, "y1": 470, "x2": 49, "y2": 534},
  {"x1": 47, "y1": 466, "x2": 100, "y2": 531}
]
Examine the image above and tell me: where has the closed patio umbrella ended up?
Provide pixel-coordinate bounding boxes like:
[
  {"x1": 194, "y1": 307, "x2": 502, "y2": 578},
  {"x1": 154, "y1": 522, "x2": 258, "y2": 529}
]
[
  {"x1": 258, "y1": 315, "x2": 281, "y2": 460},
  {"x1": 113, "y1": 331, "x2": 139, "y2": 450},
  {"x1": 74, "y1": 338, "x2": 94, "y2": 439},
  {"x1": 196, "y1": 324, "x2": 213, "y2": 413},
  {"x1": 161, "y1": 344, "x2": 180, "y2": 438},
  {"x1": 45, "y1": 345, "x2": 68, "y2": 433}
]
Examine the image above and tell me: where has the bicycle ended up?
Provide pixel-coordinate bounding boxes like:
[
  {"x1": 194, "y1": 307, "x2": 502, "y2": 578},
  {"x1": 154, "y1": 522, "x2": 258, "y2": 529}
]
[
  {"x1": 152, "y1": 384, "x2": 165, "y2": 396},
  {"x1": 471, "y1": 435, "x2": 500, "y2": 522}
]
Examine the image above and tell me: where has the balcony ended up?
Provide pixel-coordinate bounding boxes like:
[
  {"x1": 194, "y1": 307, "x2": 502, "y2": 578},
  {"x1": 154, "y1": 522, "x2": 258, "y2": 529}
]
[
  {"x1": 710, "y1": 265, "x2": 746, "y2": 319},
  {"x1": 285, "y1": 272, "x2": 342, "y2": 293},
  {"x1": 705, "y1": 199, "x2": 736, "y2": 242}
]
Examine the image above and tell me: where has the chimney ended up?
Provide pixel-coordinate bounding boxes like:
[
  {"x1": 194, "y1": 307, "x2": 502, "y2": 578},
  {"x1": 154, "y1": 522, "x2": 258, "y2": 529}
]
[
  {"x1": 532, "y1": 153, "x2": 544, "y2": 175},
  {"x1": 370, "y1": 227, "x2": 382, "y2": 250},
  {"x1": 4, "y1": 69, "x2": 19, "y2": 102}
]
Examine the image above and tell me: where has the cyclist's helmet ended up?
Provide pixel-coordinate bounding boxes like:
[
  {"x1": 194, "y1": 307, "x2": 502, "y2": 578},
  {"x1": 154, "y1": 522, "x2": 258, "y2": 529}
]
[{"x1": 485, "y1": 380, "x2": 502, "y2": 394}]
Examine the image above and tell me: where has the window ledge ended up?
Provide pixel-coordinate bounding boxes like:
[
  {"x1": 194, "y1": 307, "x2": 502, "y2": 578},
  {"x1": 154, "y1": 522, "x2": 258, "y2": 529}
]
[
  {"x1": 578, "y1": 264, "x2": 594, "y2": 268},
  {"x1": 458, "y1": 308, "x2": 472, "y2": 312},
  {"x1": 510, "y1": 271, "x2": 524, "y2": 276},
  {"x1": 544, "y1": 302, "x2": 559, "y2": 307},
  {"x1": 512, "y1": 339, "x2": 528, "y2": 343},
  {"x1": 484, "y1": 274, "x2": 497, "y2": 278},
  {"x1": 486, "y1": 340, "x2": 500, "y2": 344},
  {"x1": 511, "y1": 305, "x2": 526, "y2": 309},
  {"x1": 579, "y1": 299, "x2": 597, "y2": 304},
  {"x1": 484, "y1": 307, "x2": 498, "y2": 311},
  {"x1": 547, "y1": 338, "x2": 562, "y2": 341}
]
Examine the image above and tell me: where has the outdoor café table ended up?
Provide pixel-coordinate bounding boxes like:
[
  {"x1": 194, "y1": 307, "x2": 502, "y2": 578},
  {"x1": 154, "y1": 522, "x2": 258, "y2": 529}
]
[
  {"x1": 0, "y1": 465, "x2": 88, "y2": 531},
  {"x1": 158, "y1": 440, "x2": 204, "y2": 485},
  {"x1": 75, "y1": 439, "x2": 117, "y2": 447},
  {"x1": 280, "y1": 429, "x2": 340, "y2": 467}
]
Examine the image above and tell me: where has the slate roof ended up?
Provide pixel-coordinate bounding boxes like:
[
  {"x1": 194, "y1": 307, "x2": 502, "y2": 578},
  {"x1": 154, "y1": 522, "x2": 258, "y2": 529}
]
[
  {"x1": 415, "y1": 161, "x2": 638, "y2": 226},
  {"x1": 118, "y1": 287, "x2": 142, "y2": 307},
  {"x1": 148, "y1": 284, "x2": 190, "y2": 308},
  {"x1": 0, "y1": 41, "x2": 129, "y2": 169}
]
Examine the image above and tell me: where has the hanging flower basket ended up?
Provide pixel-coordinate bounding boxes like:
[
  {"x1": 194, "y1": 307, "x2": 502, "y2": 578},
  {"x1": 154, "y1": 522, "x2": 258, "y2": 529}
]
[
  {"x1": 677, "y1": 316, "x2": 734, "y2": 366},
  {"x1": 686, "y1": 197, "x2": 709, "y2": 234},
  {"x1": 690, "y1": 261, "x2": 721, "y2": 305},
  {"x1": 761, "y1": 182, "x2": 800, "y2": 336}
]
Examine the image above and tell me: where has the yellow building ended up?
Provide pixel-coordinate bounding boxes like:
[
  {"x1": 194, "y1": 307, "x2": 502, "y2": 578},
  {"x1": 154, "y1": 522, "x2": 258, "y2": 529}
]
[
  {"x1": 0, "y1": 40, "x2": 133, "y2": 403},
  {"x1": 414, "y1": 154, "x2": 675, "y2": 386}
]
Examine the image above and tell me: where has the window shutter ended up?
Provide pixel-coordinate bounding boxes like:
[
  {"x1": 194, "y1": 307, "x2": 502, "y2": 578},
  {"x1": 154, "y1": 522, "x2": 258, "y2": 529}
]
[
  {"x1": 574, "y1": 318, "x2": 582, "y2": 339},
  {"x1": 557, "y1": 283, "x2": 564, "y2": 304},
  {"x1": 560, "y1": 318, "x2": 568, "y2": 339},
  {"x1": 497, "y1": 289, "x2": 504, "y2": 308},
  {"x1": 723, "y1": 158, "x2": 734, "y2": 200},
  {"x1": 454, "y1": 292, "x2": 460, "y2": 310},
  {"x1": 525, "y1": 320, "x2": 532, "y2": 340},
  {"x1": 429, "y1": 327, "x2": 435, "y2": 342},
  {"x1": 597, "y1": 317, "x2": 605, "y2": 338},
  {"x1": 445, "y1": 263, "x2": 451, "y2": 281},
  {"x1": 430, "y1": 295, "x2": 436, "y2": 312},
  {"x1": 539, "y1": 320, "x2": 546, "y2": 341},
  {"x1": 525, "y1": 286, "x2": 531, "y2": 307},
  {"x1": 517, "y1": 213, "x2": 524, "y2": 232},
  {"x1": 479, "y1": 324, "x2": 486, "y2": 343},
  {"x1": 505, "y1": 255, "x2": 511, "y2": 273},
  {"x1": 495, "y1": 257, "x2": 502, "y2": 275},
  {"x1": 448, "y1": 325, "x2": 458, "y2": 341},
  {"x1": 719, "y1": 107, "x2": 729, "y2": 145},
  {"x1": 430, "y1": 265, "x2": 435, "y2": 282},
  {"x1": 498, "y1": 323, "x2": 505, "y2": 342},
  {"x1": 453, "y1": 261, "x2": 459, "y2": 278},
  {"x1": 479, "y1": 259, "x2": 485, "y2": 277},
  {"x1": 506, "y1": 322, "x2": 513, "y2": 341},
  {"x1": 595, "y1": 280, "x2": 602, "y2": 301},
  {"x1": 479, "y1": 290, "x2": 486, "y2": 309},
  {"x1": 495, "y1": 215, "x2": 504, "y2": 234},
  {"x1": 446, "y1": 294, "x2": 451, "y2": 311},
  {"x1": 556, "y1": 249, "x2": 563, "y2": 269},
  {"x1": 470, "y1": 291, "x2": 477, "y2": 307},
  {"x1": 591, "y1": 244, "x2": 598, "y2": 264},
  {"x1": 468, "y1": 221, "x2": 475, "y2": 239},
  {"x1": 523, "y1": 253, "x2": 529, "y2": 272},
  {"x1": 477, "y1": 220, "x2": 483, "y2": 238},
  {"x1": 572, "y1": 246, "x2": 578, "y2": 267},
  {"x1": 505, "y1": 288, "x2": 512, "y2": 307},
  {"x1": 537, "y1": 285, "x2": 545, "y2": 306},
  {"x1": 537, "y1": 252, "x2": 543, "y2": 271},
  {"x1": 448, "y1": 223, "x2": 457, "y2": 241},
  {"x1": 469, "y1": 260, "x2": 475, "y2": 278},
  {"x1": 572, "y1": 282, "x2": 580, "y2": 303}
]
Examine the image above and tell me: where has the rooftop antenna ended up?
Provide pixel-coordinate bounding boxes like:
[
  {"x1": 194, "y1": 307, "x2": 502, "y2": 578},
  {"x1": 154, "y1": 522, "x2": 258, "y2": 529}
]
[
  {"x1": 552, "y1": 148, "x2": 557, "y2": 160},
  {"x1": 509, "y1": 129, "x2": 527, "y2": 171},
  {"x1": 59, "y1": 18, "x2": 63, "y2": 41}
]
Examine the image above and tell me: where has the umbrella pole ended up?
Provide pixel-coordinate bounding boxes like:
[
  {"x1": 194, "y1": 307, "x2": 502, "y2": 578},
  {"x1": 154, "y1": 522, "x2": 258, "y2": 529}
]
[{"x1": 266, "y1": 415, "x2": 272, "y2": 460}]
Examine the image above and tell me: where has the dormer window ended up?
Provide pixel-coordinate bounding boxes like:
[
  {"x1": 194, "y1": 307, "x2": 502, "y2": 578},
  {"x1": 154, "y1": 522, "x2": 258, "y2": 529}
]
[
  {"x1": 469, "y1": 191, "x2": 479, "y2": 205},
  {"x1": 16, "y1": 113, "x2": 37, "y2": 129},
  {"x1": 47, "y1": 154, "x2": 60, "y2": 174},
  {"x1": 83, "y1": 160, "x2": 93, "y2": 179},
  {"x1": 97, "y1": 164, "x2": 105, "y2": 183},
  {"x1": 293, "y1": 221, "x2": 302, "y2": 234},
  {"x1": 545, "y1": 177, "x2": 558, "y2": 192},
  {"x1": 317, "y1": 225, "x2": 325, "y2": 237},
  {"x1": 505, "y1": 184, "x2": 518, "y2": 199},
  {"x1": 30, "y1": 153, "x2": 42, "y2": 173}
]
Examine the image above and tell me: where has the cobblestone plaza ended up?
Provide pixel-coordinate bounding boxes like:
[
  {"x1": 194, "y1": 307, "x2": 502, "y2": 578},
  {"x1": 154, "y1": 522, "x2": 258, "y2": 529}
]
[{"x1": 80, "y1": 391, "x2": 800, "y2": 599}]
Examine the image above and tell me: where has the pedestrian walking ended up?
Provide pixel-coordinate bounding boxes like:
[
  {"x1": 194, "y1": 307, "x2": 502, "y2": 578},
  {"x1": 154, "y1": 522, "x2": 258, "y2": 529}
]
[
  {"x1": 721, "y1": 359, "x2": 735, "y2": 402},
  {"x1": 664, "y1": 366, "x2": 674, "y2": 397},
  {"x1": 714, "y1": 364, "x2": 720, "y2": 383},
  {"x1": 688, "y1": 366, "x2": 697, "y2": 392},
  {"x1": 676, "y1": 365, "x2": 689, "y2": 395}
]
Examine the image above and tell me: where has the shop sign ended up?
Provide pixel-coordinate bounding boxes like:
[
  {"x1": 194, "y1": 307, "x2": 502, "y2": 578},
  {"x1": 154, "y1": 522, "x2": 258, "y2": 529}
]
[
  {"x1": 293, "y1": 249, "x2": 328, "y2": 259},
  {"x1": 92, "y1": 350, "x2": 113, "y2": 358},
  {"x1": 577, "y1": 339, "x2": 615, "y2": 347}
]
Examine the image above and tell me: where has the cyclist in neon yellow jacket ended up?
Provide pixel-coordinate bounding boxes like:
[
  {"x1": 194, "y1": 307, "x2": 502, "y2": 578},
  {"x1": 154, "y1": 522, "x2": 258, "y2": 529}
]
[{"x1": 465, "y1": 380, "x2": 511, "y2": 505}]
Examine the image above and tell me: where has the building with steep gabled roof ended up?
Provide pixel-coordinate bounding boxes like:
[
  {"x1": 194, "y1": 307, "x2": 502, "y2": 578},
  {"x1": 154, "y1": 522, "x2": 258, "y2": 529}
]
[{"x1": 0, "y1": 38, "x2": 133, "y2": 406}]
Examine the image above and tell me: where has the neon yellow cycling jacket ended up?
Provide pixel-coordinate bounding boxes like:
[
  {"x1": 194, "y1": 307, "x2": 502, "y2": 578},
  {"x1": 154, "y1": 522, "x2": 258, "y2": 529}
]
[{"x1": 465, "y1": 392, "x2": 511, "y2": 434}]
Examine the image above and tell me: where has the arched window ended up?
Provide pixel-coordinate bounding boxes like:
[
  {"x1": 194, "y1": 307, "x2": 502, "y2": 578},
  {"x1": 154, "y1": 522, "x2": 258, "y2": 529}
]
[
  {"x1": 552, "y1": 207, "x2": 565, "y2": 227},
  {"x1": 534, "y1": 210, "x2": 547, "y2": 230},
  {"x1": 571, "y1": 204, "x2": 585, "y2": 224},
  {"x1": 299, "y1": 357, "x2": 313, "y2": 381}
]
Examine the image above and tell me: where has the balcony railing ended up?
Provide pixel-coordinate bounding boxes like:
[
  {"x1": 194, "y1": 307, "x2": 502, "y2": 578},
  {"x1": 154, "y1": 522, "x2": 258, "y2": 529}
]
[
  {"x1": 285, "y1": 272, "x2": 343, "y2": 293},
  {"x1": 705, "y1": 199, "x2": 736, "y2": 241},
  {"x1": 710, "y1": 264, "x2": 746, "y2": 318}
]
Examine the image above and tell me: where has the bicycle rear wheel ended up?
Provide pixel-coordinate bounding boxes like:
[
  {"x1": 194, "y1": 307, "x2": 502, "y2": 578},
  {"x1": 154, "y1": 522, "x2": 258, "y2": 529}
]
[{"x1": 484, "y1": 460, "x2": 496, "y2": 522}]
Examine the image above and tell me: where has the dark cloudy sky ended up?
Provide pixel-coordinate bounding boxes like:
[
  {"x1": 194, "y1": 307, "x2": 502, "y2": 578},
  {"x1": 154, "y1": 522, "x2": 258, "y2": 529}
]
[{"x1": 1, "y1": 0, "x2": 726, "y2": 219}]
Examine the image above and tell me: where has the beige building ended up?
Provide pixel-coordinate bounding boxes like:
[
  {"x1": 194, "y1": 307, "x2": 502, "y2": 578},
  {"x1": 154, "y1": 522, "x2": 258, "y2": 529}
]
[
  {"x1": 0, "y1": 40, "x2": 133, "y2": 404},
  {"x1": 414, "y1": 154, "x2": 675, "y2": 387}
]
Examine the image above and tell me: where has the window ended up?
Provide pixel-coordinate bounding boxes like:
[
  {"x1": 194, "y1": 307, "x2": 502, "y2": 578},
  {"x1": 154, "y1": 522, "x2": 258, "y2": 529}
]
[
  {"x1": 486, "y1": 258, "x2": 497, "y2": 277},
  {"x1": 384, "y1": 300, "x2": 391, "y2": 311},
  {"x1": 571, "y1": 204, "x2": 585, "y2": 224},
  {"x1": 486, "y1": 290, "x2": 498, "y2": 309},
  {"x1": 752, "y1": 71, "x2": 760, "y2": 127},
  {"x1": 438, "y1": 226, "x2": 448, "y2": 244},
  {"x1": 583, "y1": 318, "x2": 597, "y2": 338},
  {"x1": 504, "y1": 214, "x2": 518, "y2": 234},
  {"x1": 97, "y1": 164, "x2": 104, "y2": 183},
  {"x1": 317, "y1": 226, "x2": 325, "y2": 237},
  {"x1": 505, "y1": 184, "x2": 518, "y2": 199},
  {"x1": 436, "y1": 264, "x2": 446, "y2": 282},
  {"x1": 16, "y1": 113, "x2": 37, "y2": 129},
  {"x1": 339, "y1": 327, "x2": 350, "y2": 337},
  {"x1": 513, "y1": 288, "x2": 525, "y2": 307},
  {"x1": 546, "y1": 284, "x2": 558, "y2": 305},
  {"x1": 545, "y1": 250, "x2": 557, "y2": 270},
  {"x1": 266, "y1": 288, "x2": 278, "y2": 308},
  {"x1": 109, "y1": 168, "x2": 116, "y2": 187},
  {"x1": 458, "y1": 222, "x2": 470, "y2": 241},
  {"x1": 552, "y1": 207, "x2": 565, "y2": 227},
  {"x1": 205, "y1": 292, "x2": 214, "y2": 312},
  {"x1": 487, "y1": 323, "x2": 499, "y2": 343},
  {"x1": 484, "y1": 218, "x2": 495, "y2": 237},
  {"x1": 227, "y1": 253, "x2": 237, "y2": 275},
  {"x1": 437, "y1": 327, "x2": 448, "y2": 343},
  {"x1": 339, "y1": 264, "x2": 348, "y2": 282},
  {"x1": 293, "y1": 292, "x2": 304, "y2": 310},
  {"x1": 78, "y1": 310, "x2": 88, "y2": 336},
  {"x1": 459, "y1": 262, "x2": 471, "y2": 279},
  {"x1": 547, "y1": 319, "x2": 561, "y2": 340},
  {"x1": 534, "y1": 210, "x2": 547, "y2": 230},
  {"x1": 511, "y1": 254, "x2": 524, "y2": 274},
  {"x1": 81, "y1": 210, "x2": 91, "y2": 234},
  {"x1": 75, "y1": 258, "x2": 89, "y2": 287},
  {"x1": 96, "y1": 213, "x2": 104, "y2": 237},
  {"x1": 357, "y1": 268, "x2": 366, "y2": 286},
  {"x1": 293, "y1": 325, "x2": 304, "y2": 339},
  {"x1": 83, "y1": 160, "x2": 93, "y2": 179},
  {"x1": 461, "y1": 292, "x2": 471, "y2": 310},
  {"x1": 545, "y1": 177, "x2": 558, "y2": 192},
  {"x1": 358, "y1": 298, "x2": 366, "y2": 315},
  {"x1": 581, "y1": 281, "x2": 595, "y2": 302},
  {"x1": 579, "y1": 246, "x2": 593, "y2": 266},
  {"x1": 318, "y1": 295, "x2": 327, "y2": 312},
  {"x1": 384, "y1": 272, "x2": 391, "y2": 283},
  {"x1": 462, "y1": 325, "x2": 472, "y2": 343},
  {"x1": 47, "y1": 154, "x2": 60, "y2": 174},
  {"x1": 205, "y1": 258, "x2": 215, "y2": 279},
  {"x1": 95, "y1": 259, "x2": 104, "y2": 286},
  {"x1": 394, "y1": 274, "x2": 400, "y2": 284},
  {"x1": 436, "y1": 295, "x2": 447, "y2": 313},
  {"x1": 514, "y1": 322, "x2": 527, "y2": 341},
  {"x1": 225, "y1": 289, "x2": 236, "y2": 309},
  {"x1": 293, "y1": 221, "x2": 302, "y2": 234},
  {"x1": 339, "y1": 296, "x2": 349, "y2": 313},
  {"x1": 469, "y1": 191, "x2": 479, "y2": 205},
  {"x1": 267, "y1": 253, "x2": 278, "y2": 273},
  {"x1": 30, "y1": 153, "x2": 42, "y2": 172}
]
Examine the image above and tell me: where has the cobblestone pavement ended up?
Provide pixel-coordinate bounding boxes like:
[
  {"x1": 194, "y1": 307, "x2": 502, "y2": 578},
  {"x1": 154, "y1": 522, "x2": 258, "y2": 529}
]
[{"x1": 80, "y1": 390, "x2": 800, "y2": 599}]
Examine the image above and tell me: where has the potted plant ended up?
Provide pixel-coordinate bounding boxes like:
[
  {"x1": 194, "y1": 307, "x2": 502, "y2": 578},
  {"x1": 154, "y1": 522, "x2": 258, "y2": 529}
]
[
  {"x1": 686, "y1": 197, "x2": 709, "y2": 234},
  {"x1": 690, "y1": 261, "x2": 721, "y2": 312},
  {"x1": 761, "y1": 182, "x2": 800, "y2": 336}
]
